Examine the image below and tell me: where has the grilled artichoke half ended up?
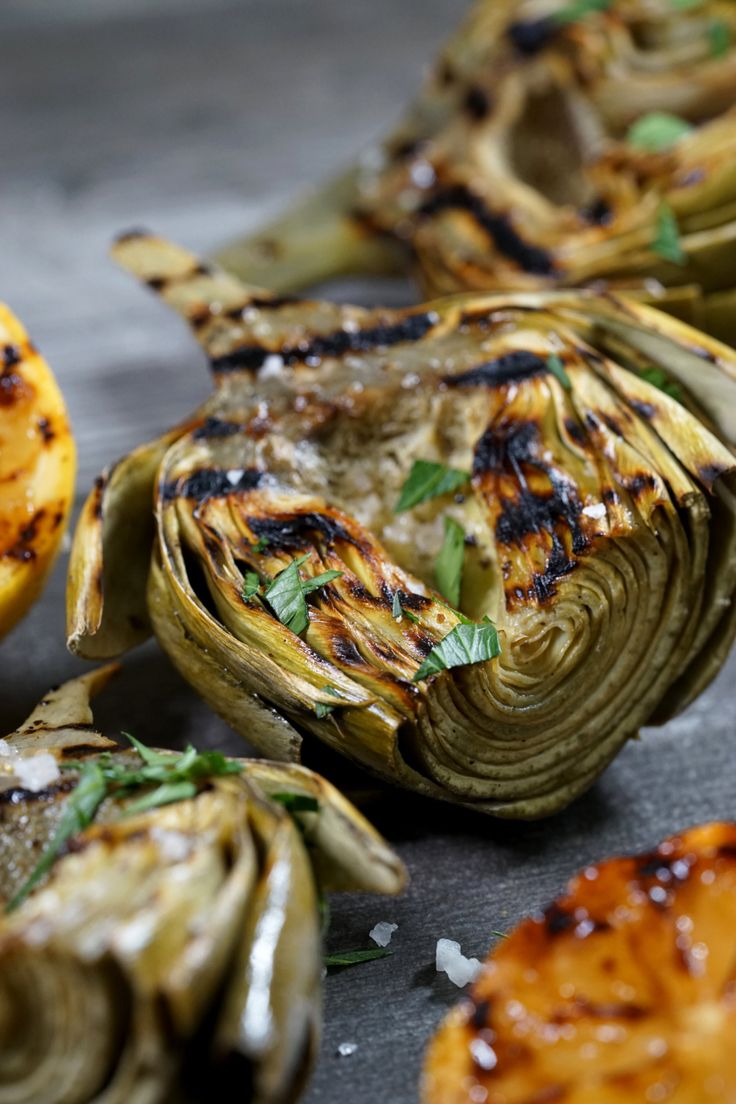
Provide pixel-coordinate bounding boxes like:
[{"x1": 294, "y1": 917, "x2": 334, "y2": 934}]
[
  {"x1": 217, "y1": 0, "x2": 736, "y2": 343},
  {"x1": 67, "y1": 233, "x2": 736, "y2": 818},
  {"x1": 423, "y1": 822, "x2": 736, "y2": 1103},
  {"x1": 0, "y1": 667, "x2": 405, "y2": 1104},
  {"x1": 0, "y1": 304, "x2": 75, "y2": 637}
]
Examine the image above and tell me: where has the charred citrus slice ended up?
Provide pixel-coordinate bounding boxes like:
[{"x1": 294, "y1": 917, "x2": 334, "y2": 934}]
[
  {"x1": 0, "y1": 305, "x2": 75, "y2": 638},
  {"x1": 423, "y1": 823, "x2": 736, "y2": 1103}
]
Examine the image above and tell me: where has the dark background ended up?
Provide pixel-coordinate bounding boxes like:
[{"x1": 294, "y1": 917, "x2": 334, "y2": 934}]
[{"x1": 0, "y1": 3, "x2": 733, "y2": 1101}]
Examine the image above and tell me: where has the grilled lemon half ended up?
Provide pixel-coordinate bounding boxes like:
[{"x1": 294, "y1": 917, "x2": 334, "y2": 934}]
[
  {"x1": 67, "y1": 233, "x2": 736, "y2": 818},
  {"x1": 0, "y1": 305, "x2": 75, "y2": 638},
  {"x1": 218, "y1": 0, "x2": 736, "y2": 342},
  {"x1": 0, "y1": 666, "x2": 404, "y2": 1104},
  {"x1": 423, "y1": 822, "x2": 736, "y2": 1103}
]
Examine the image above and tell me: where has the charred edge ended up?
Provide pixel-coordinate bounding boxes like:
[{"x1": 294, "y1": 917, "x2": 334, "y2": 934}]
[
  {"x1": 581, "y1": 197, "x2": 613, "y2": 226},
  {"x1": 225, "y1": 295, "x2": 299, "y2": 317},
  {"x1": 699, "y1": 462, "x2": 730, "y2": 487},
  {"x1": 630, "y1": 399, "x2": 656, "y2": 420},
  {"x1": 331, "y1": 634, "x2": 364, "y2": 666},
  {"x1": 418, "y1": 186, "x2": 556, "y2": 276},
  {"x1": 210, "y1": 311, "x2": 437, "y2": 374},
  {"x1": 508, "y1": 16, "x2": 559, "y2": 55},
  {"x1": 0, "y1": 778, "x2": 77, "y2": 805},
  {"x1": 573, "y1": 998, "x2": 645, "y2": 1021},
  {"x1": 248, "y1": 512, "x2": 357, "y2": 552},
  {"x1": 436, "y1": 59, "x2": 456, "y2": 87},
  {"x1": 463, "y1": 85, "x2": 491, "y2": 121},
  {"x1": 444, "y1": 350, "x2": 548, "y2": 389},
  {"x1": 398, "y1": 590, "x2": 433, "y2": 612},
  {"x1": 543, "y1": 902, "x2": 574, "y2": 935},
  {"x1": 161, "y1": 468, "x2": 263, "y2": 503},
  {"x1": 192, "y1": 416, "x2": 245, "y2": 440},
  {"x1": 600, "y1": 412, "x2": 623, "y2": 437},
  {"x1": 92, "y1": 475, "x2": 105, "y2": 519},
  {"x1": 389, "y1": 136, "x2": 425, "y2": 162},
  {"x1": 114, "y1": 227, "x2": 153, "y2": 244}
]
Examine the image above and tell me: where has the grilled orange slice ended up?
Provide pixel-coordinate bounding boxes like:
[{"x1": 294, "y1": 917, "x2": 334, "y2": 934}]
[
  {"x1": 0, "y1": 305, "x2": 75, "y2": 638},
  {"x1": 423, "y1": 823, "x2": 736, "y2": 1103}
]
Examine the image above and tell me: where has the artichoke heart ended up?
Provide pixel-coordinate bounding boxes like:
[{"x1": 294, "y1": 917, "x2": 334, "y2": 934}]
[
  {"x1": 423, "y1": 822, "x2": 736, "y2": 1103},
  {"x1": 217, "y1": 0, "x2": 736, "y2": 343},
  {"x1": 0, "y1": 667, "x2": 405, "y2": 1104},
  {"x1": 67, "y1": 233, "x2": 736, "y2": 818}
]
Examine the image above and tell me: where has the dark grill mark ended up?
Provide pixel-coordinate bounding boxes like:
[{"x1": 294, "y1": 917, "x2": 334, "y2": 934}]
[
  {"x1": 37, "y1": 416, "x2": 54, "y2": 443},
  {"x1": 225, "y1": 295, "x2": 298, "y2": 318},
  {"x1": 508, "y1": 17, "x2": 559, "y2": 55},
  {"x1": 0, "y1": 778, "x2": 76, "y2": 805},
  {"x1": 146, "y1": 261, "x2": 213, "y2": 294},
  {"x1": 2, "y1": 344, "x2": 21, "y2": 368},
  {"x1": 390, "y1": 136, "x2": 424, "y2": 161},
  {"x1": 582, "y1": 197, "x2": 613, "y2": 226},
  {"x1": 626, "y1": 473, "x2": 657, "y2": 498},
  {"x1": 332, "y1": 634, "x2": 364, "y2": 666},
  {"x1": 698, "y1": 462, "x2": 731, "y2": 487},
  {"x1": 463, "y1": 85, "x2": 491, "y2": 121},
  {"x1": 418, "y1": 186, "x2": 556, "y2": 276},
  {"x1": 564, "y1": 417, "x2": 586, "y2": 446},
  {"x1": 192, "y1": 416, "x2": 245, "y2": 440},
  {"x1": 470, "y1": 998, "x2": 491, "y2": 1031},
  {"x1": 444, "y1": 350, "x2": 548, "y2": 388},
  {"x1": 114, "y1": 227, "x2": 152, "y2": 244},
  {"x1": 248, "y1": 512, "x2": 356, "y2": 551},
  {"x1": 474, "y1": 422, "x2": 586, "y2": 597},
  {"x1": 630, "y1": 399, "x2": 656, "y2": 420},
  {"x1": 162, "y1": 467, "x2": 263, "y2": 503},
  {"x1": 210, "y1": 311, "x2": 437, "y2": 374},
  {"x1": 3, "y1": 511, "x2": 43, "y2": 562}
]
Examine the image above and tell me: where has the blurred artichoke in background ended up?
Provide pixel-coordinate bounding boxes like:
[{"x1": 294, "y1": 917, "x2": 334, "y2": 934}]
[
  {"x1": 0, "y1": 305, "x2": 75, "y2": 639},
  {"x1": 67, "y1": 234, "x2": 736, "y2": 818},
  {"x1": 423, "y1": 822, "x2": 736, "y2": 1102},
  {"x1": 217, "y1": 0, "x2": 736, "y2": 343},
  {"x1": 0, "y1": 666, "x2": 404, "y2": 1104}
]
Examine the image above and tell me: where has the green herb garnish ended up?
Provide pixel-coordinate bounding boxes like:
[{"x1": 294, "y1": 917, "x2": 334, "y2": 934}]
[
  {"x1": 626, "y1": 112, "x2": 693, "y2": 153},
  {"x1": 271, "y1": 792, "x2": 320, "y2": 814},
  {"x1": 435, "y1": 517, "x2": 465, "y2": 607},
  {"x1": 264, "y1": 554, "x2": 343, "y2": 635},
  {"x1": 392, "y1": 590, "x2": 421, "y2": 624},
  {"x1": 547, "y1": 354, "x2": 572, "y2": 390},
  {"x1": 554, "y1": 0, "x2": 610, "y2": 25},
  {"x1": 490, "y1": 929, "x2": 508, "y2": 939},
  {"x1": 315, "y1": 702, "x2": 335, "y2": 719},
  {"x1": 640, "y1": 367, "x2": 683, "y2": 403},
  {"x1": 652, "y1": 202, "x2": 686, "y2": 265},
  {"x1": 252, "y1": 535, "x2": 270, "y2": 553},
  {"x1": 242, "y1": 572, "x2": 262, "y2": 599},
  {"x1": 708, "y1": 18, "x2": 731, "y2": 57},
  {"x1": 6, "y1": 740, "x2": 242, "y2": 914},
  {"x1": 413, "y1": 616, "x2": 501, "y2": 682},
  {"x1": 395, "y1": 460, "x2": 470, "y2": 513},
  {"x1": 324, "y1": 947, "x2": 393, "y2": 968}
]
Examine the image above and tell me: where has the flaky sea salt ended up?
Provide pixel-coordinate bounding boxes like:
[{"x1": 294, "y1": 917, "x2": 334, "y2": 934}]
[
  {"x1": 435, "y1": 938, "x2": 482, "y2": 988},
  {"x1": 260, "y1": 354, "x2": 284, "y2": 379},
  {"x1": 336, "y1": 1042, "x2": 357, "y2": 1057},
  {"x1": 582, "y1": 503, "x2": 606, "y2": 519},
  {"x1": 369, "y1": 921, "x2": 398, "y2": 948},
  {"x1": 15, "y1": 752, "x2": 60, "y2": 793}
]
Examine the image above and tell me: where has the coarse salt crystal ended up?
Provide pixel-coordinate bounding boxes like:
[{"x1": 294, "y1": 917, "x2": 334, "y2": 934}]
[
  {"x1": 337, "y1": 1042, "x2": 357, "y2": 1057},
  {"x1": 582, "y1": 503, "x2": 606, "y2": 520},
  {"x1": 260, "y1": 354, "x2": 284, "y2": 379},
  {"x1": 15, "y1": 752, "x2": 60, "y2": 792},
  {"x1": 226, "y1": 469, "x2": 245, "y2": 486},
  {"x1": 435, "y1": 938, "x2": 482, "y2": 988},
  {"x1": 0, "y1": 739, "x2": 11, "y2": 757},
  {"x1": 369, "y1": 921, "x2": 398, "y2": 948}
]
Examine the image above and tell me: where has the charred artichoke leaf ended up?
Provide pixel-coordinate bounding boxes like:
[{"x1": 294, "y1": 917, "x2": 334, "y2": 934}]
[
  {"x1": 423, "y1": 822, "x2": 736, "y2": 1104},
  {"x1": 67, "y1": 233, "x2": 736, "y2": 818},
  {"x1": 0, "y1": 671, "x2": 405, "y2": 1104},
  {"x1": 215, "y1": 0, "x2": 736, "y2": 343}
]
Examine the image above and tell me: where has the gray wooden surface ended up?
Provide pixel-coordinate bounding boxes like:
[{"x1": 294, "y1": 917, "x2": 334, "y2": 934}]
[{"x1": 0, "y1": 3, "x2": 734, "y2": 1102}]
